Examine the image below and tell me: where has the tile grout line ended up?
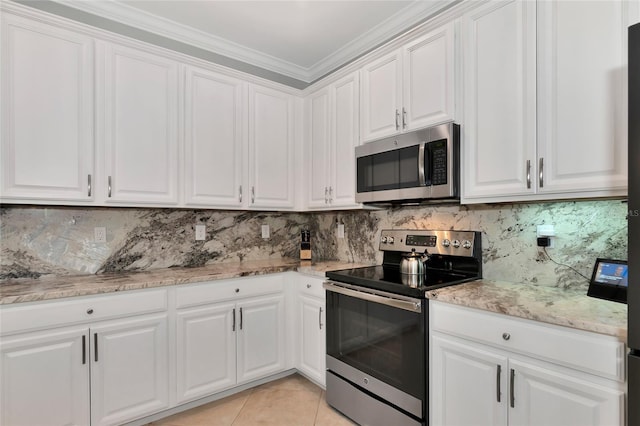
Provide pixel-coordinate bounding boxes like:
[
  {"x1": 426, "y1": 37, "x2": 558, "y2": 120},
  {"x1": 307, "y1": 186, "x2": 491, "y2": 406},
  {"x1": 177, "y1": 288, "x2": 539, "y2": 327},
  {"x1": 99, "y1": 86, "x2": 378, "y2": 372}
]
[{"x1": 230, "y1": 387, "x2": 255, "y2": 426}]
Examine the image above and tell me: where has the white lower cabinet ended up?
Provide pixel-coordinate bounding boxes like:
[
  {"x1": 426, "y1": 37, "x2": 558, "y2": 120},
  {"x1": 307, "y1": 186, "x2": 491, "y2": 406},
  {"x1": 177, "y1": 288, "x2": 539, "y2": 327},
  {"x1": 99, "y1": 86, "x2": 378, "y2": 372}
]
[
  {"x1": 176, "y1": 302, "x2": 236, "y2": 404},
  {"x1": 236, "y1": 295, "x2": 287, "y2": 383},
  {"x1": 175, "y1": 275, "x2": 287, "y2": 404},
  {"x1": 90, "y1": 314, "x2": 169, "y2": 426},
  {"x1": 0, "y1": 290, "x2": 170, "y2": 426},
  {"x1": 295, "y1": 276, "x2": 326, "y2": 386},
  {"x1": 0, "y1": 326, "x2": 90, "y2": 426},
  {"x1": 430, "y1": 301, "x2": 625, "y2": 426}
]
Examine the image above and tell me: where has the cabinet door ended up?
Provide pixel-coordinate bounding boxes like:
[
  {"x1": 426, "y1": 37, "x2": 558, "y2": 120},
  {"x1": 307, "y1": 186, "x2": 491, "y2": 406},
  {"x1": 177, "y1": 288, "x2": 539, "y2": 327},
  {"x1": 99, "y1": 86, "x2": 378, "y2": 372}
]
[
  {"x1": 184, "y1": 65, "x2": 245, "y2": 207},
  {"x1": 236, "y1": 295, "x2": 286, "y2": 383},
  {"x1": 462, "y1": 0, "x2": 537, "y2": 202},
  {"x1": 298, "y1": 295, "x2": 326, "y2": 386},
  {"x1": 101, "y1": 43, "x2": 179, "y2": 205},
  {"x1": 90, "y1": 314, "x2": 169, "y2": 426},
  {"x1": 509, "y1": 358, "x2": 624, "y2": 426},
  {"x1": 1, "y1": 14, "x2": 94, "y2": 202},
  {"x1": 176, "y1": 303, "x2": 236, "y2": 404},
  {"x1": 536, "y1": 0, "x2": 630, "y2": 196},
  {"x1": 331, "y1": 72, "x2": 360, "y2": 208},
  {"x1": 306, "y1": 88, "x2": 331, "y2": 209},
  {"x1": 403, "y1": 22, "x2": 455, "y2": 131},
  {"x1": 0, "y1": 327, "x2": 90, "y2": 426},
  {"x1": 248, "y1": 85, "x2": 295, "y2": 209},
  {"x1": 360, "y1": 50, "x2": 402, "y2": 142},
  {"x1": 430, "y1": 334, "x2": 508, "y2": 426}
]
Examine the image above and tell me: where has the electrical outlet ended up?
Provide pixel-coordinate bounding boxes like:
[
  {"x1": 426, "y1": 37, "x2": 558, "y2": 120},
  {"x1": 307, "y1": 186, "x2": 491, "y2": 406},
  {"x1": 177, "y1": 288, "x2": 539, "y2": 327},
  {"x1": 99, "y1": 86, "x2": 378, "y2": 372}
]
[
  {"x1": 337, "y1": 223, "x2": 345, "y2": 239},
  {"x1": 262, "y1": 224, "x2": 270, "y2": 239},
  {"x1": 94, "y1": 227, "x2": 106, "y2": 243},
  {"x1": 195, "y1": 224, "x2": 206, "y2": 241}
]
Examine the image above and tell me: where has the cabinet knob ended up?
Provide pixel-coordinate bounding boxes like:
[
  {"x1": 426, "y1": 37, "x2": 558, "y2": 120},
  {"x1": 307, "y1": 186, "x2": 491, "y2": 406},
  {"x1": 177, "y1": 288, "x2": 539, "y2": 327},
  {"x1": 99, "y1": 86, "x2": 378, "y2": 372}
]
[
  {"x1": 235, "y1": 288, "x2": 240, "y2": 293},
  {"x1": 307, "y1": 284, "x2": 312, "y2": 288},
  {"x1": 502, "y1": 332, "x2": 511, "y2": 341},
  {"x1": 87, "y1": 308, "x2": 94, "y2": 315}
]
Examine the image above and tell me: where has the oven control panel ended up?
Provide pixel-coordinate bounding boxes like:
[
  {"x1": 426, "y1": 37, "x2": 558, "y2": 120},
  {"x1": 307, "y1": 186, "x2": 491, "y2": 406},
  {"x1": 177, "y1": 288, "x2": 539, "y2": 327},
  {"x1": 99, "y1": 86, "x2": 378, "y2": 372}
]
[{"x1": 379, "y1": 229, "x2": 479, "y2": 257}]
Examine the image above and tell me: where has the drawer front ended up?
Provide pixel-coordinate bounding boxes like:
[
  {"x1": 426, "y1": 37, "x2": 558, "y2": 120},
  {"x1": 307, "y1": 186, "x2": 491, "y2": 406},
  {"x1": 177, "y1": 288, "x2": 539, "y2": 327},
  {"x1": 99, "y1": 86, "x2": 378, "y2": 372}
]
[
  {"x1": 0, "y1": 289, "x2": 167, "y2": 336},
  {"x1": 298, "y1": 276, "x2": 326, "y2": 299},
  {"x1": 176, "y1": 274, "x2": 285, "y2": 309},
  {"x1": 430, "y1": 301, "x2": 625, "y2": 381}
]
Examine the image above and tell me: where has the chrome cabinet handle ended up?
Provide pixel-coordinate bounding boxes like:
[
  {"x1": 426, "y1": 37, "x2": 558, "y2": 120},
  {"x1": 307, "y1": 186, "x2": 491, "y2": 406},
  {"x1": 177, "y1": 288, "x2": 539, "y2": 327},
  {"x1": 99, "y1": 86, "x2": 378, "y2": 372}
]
[
  {"x1": 395, "y1": 109, "x2": 400, "y2": 130},
  {"x1": 88, "y1": 174, "x2": 92, "y2": 197},
  {"x1": 239, "y1": 307, "x2": 243, "y2": 330},
  {"x1": 539, "y1": 157, "x2": 544, "y2": 188},
  {"x1": 325, "y1": 187, "x2": 328, "y2": 204},
  {"x1": 402, "y1": 108, "x2": 407, "y2": 129},
  {"x1": 510, "y1": 369, "x2": 515, "y2": 408},
  {"x1": 496, "y1": 365, "x2": 502, "y2": 402},
  {"x1": 329, "y1": 186, "x2": 333, "y2": 203},
  {"x1": 108, "y1": 176, "x2": 112, "y2": 198},
  {"x1": 82, "y1": 335, "x2": 86, "y2": 365},
  {"x1": 232, "y1": 308, "x2": 236, "y2": 331},
  {"x1": 239, "y1": 186, "x2": 242, "y2": 203},
  {"x1": 251, "y1": 187, "x2": 255, "y2": 204},
  {"x1": 94, "y1": 333, "x2": 99, "y2": 362},
  {"x1": 418, "y1": 144, "x2": 426, "y2": 186},
  {"x1": 319, "y1": 307, "x2": 323, "y2": 330},
  {"x1": 526, "y1": 160, "x2": 531, "y2": 189}
]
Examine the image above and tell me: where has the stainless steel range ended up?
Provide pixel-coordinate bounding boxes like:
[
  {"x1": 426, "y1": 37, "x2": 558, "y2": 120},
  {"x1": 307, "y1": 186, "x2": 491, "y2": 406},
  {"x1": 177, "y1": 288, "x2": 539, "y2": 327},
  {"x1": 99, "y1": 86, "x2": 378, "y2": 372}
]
[{"x1": 323, "y1": 229, "x2": 482, "y2": 426}]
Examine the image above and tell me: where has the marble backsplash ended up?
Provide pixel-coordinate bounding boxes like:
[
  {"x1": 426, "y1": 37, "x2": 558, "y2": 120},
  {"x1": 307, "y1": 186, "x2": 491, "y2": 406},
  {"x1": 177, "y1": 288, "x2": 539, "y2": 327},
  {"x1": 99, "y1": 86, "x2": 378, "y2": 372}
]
[{"x1": 1, "y1": 199, "x2": 628, "y2": 290}]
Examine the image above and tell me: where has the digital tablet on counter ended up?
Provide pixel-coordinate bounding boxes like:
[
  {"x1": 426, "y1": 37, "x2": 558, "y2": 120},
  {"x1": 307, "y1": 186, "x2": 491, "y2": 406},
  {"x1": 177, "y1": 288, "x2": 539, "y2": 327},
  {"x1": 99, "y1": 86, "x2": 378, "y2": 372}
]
[{"x1": 587, "y1": 258, "x2": 628, "y2": 304}]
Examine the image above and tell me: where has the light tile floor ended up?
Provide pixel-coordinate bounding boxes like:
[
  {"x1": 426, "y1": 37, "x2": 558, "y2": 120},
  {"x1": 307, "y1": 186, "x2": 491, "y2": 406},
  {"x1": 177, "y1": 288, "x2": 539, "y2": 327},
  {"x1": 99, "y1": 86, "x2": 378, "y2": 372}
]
[{"x1": 148, "y1": 374, "x2": 356, "y2": 426}]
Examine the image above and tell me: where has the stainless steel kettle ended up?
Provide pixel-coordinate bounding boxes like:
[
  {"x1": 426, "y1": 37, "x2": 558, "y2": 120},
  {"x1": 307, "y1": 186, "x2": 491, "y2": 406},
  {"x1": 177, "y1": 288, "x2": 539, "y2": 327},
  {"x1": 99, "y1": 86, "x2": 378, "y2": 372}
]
[{"x1": 399, "y1": 249, "x2": 429, "y2": 275}]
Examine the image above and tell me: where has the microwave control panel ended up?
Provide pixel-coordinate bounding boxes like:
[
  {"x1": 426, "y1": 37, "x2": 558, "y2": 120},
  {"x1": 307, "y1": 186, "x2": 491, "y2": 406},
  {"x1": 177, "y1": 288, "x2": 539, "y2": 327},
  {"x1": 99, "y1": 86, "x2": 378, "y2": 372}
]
[{"x1": 429, "y1": 140, "x2": 448, "y2": 186}]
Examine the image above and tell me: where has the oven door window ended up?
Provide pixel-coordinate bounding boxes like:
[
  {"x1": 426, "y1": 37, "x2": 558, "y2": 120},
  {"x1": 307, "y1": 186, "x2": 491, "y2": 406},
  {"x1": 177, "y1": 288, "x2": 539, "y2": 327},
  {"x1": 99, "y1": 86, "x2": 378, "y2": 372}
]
[
  {"x1": 357, "y1": 145, "x2": 421, "y2": 193},
  {"x1": 326, "y1": 291, "x2": 425, "y2": 400}
]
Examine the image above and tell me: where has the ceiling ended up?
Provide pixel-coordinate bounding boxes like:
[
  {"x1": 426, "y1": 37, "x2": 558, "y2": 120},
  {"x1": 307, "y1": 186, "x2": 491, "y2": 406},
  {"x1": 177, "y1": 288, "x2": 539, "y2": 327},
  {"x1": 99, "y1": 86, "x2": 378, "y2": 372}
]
[{"x1": 53, "y1": 0, "x2": 454, "y2": 83}]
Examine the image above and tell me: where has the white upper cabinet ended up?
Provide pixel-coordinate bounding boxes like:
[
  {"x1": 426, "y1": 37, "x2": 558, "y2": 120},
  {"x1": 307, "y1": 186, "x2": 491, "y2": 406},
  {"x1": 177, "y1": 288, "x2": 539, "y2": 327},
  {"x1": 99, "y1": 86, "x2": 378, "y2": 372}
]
[
  {"x1": 361, "y1": 50, "x2": 403, "y2": 142},
  {"x1": 0, "y1": 14, "x2": 94, "y2": 203},
  {"x1": 248, "y1": 84, "x2": 295, "y2": 209},
  {"x1": 403, "y1": 22, "x2": 455, "y2": 132},
  {"x1": 331, "y1": 73, "x2": 360, "y2": 207},
  {"x1": 462, "y1": 0, "x2": 636, "y2": 203},
  {"x1": 306, "y1": 72, "x2": 361, "y2": 210},
  {"x1": 360, "y1": 22, "x2": 455, "y2": 143},
  {"x1": 536, "y1": 0, "x2": 630, "y2": 196},
  {"x1": 461, "y1": 0, "x2": 537, "y2": 201},
  {"x1": 99, "y1": 42, "x2": 180, "y2": 205},
  {"x1": 184, "y1": 65, "x2": 245, "y2": 207},
  {"x1": 307, "y1": 88, "x2": 332, "y2": 208}
]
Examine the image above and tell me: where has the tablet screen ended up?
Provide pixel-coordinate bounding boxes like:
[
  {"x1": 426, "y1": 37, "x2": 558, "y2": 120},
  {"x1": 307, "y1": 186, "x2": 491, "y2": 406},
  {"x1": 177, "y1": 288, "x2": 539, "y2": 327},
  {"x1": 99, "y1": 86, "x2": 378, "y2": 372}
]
[
  {"x1": 593, "y1": 261, "x2": 628, "y2": 287},
  {"x1": 587, "y1": 258, "x2": 628, "y2": 304}
]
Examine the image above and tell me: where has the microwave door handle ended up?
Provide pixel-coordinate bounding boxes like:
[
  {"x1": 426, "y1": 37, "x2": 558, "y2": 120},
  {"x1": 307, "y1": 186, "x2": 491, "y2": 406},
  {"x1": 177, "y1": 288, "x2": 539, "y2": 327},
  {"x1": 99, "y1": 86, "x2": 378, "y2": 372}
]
[{"x1": 419, "y1": 144, "x2": 426, "y2": 186}]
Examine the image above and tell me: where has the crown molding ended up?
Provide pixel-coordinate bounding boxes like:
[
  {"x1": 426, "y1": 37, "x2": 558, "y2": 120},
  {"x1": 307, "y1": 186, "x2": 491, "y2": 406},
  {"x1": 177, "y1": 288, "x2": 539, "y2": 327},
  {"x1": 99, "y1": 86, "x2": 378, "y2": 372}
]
[
  {"x1": 50, "y1": 0, "x2": 456, "y2": 83},
  {"x1": 307, "y1": 0, "x2": 456, "y2": 81}
]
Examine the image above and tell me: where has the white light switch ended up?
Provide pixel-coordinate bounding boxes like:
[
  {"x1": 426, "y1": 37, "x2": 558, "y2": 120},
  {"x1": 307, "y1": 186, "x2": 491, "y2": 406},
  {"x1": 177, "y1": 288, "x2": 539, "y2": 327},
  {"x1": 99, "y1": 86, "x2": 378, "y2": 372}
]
[
  {"x1": 195, "y1": 224, "x2": 206, "y2": 241},
  {"x1": 262, "y1": 224, "x2": 270, "y2": 239}
]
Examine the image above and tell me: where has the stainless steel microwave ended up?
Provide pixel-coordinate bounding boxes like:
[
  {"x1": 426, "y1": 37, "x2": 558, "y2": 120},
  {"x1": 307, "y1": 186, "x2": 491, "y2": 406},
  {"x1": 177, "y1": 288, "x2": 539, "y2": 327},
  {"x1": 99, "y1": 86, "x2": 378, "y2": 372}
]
[{"x1": 355, "y1": 122, "x2": 460, "y2": 204}]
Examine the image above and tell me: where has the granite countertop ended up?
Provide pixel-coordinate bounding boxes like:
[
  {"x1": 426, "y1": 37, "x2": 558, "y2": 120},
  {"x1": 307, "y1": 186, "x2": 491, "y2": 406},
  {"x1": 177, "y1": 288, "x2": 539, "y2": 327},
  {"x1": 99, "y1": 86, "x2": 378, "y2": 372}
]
[
  {"x1": 427, "y1": 279, "x2": 628, "y2": 342},
  {"x1": 0, "y1": 259, "x2": 371, "y2": 305},
  {"x1": 1, "y1": 262, "x2": 628, "y2": 341}
]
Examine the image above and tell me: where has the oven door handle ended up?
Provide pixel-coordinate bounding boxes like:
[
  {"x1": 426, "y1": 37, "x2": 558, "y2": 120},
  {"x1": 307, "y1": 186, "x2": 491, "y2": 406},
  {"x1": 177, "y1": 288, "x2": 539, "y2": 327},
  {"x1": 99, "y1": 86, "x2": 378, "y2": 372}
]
[{"x1": 323, "y1": 281, "x2": 422, "y2": 313}]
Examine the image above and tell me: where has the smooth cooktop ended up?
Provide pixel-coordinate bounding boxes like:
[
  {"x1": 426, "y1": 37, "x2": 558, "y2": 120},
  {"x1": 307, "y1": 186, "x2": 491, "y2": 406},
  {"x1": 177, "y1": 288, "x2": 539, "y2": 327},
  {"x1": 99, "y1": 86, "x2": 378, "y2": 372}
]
[{"x1": 326, "y1": 265, "x2": 478, "y2": 299}]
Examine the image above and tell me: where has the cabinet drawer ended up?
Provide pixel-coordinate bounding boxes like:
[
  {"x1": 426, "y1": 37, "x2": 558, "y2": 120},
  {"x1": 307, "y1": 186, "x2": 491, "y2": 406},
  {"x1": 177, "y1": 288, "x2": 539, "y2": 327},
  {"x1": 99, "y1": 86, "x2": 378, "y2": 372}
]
[
  {"x1": 0, "y1": 289, "x2": 167, "y2": 336},
  {"x1": 430, "y1": 301, "x2": 625, "y2": 381},
  {"x1": 298, "y1": 276, "x2": 326, "y2": 299},
  {"x1": 176, "y1": 274, "x2": 284, "y2": 309}
]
